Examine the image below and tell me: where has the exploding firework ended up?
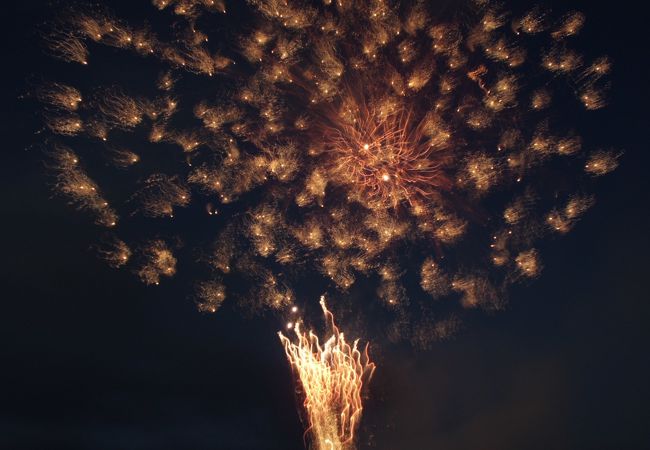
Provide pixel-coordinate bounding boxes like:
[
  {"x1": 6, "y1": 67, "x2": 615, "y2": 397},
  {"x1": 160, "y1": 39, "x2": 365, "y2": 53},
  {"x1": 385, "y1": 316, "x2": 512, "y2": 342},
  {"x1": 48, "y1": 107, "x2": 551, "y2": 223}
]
[
  {"x1": 30, "y1": 0, "x2": 619, "y2": 445},
  {"x1": 279, "y1": 297, "x2": 375, "y2": 450},
  {"x1": 34, "y1": 0, "x2": 619, "y2": 342},
  {"x1": 321, "y1": 97, "x2": 453, "y2": 210}
]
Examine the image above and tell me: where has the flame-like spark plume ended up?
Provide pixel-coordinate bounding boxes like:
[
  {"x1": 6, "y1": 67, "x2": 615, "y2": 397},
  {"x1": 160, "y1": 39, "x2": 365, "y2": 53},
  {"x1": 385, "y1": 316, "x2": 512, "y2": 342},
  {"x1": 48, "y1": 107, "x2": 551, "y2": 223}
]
[{"x1": 279, "y1": 297, "x2": 375, "y2": 450}]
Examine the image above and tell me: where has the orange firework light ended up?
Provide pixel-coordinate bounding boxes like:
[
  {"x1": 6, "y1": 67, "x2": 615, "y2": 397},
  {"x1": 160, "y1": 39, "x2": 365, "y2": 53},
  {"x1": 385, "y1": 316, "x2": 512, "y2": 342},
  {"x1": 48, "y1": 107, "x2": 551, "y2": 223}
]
[
  {"x1": 279, "y1": 297, "x2": 376, "y2": 450},
  {"x1": 323, "y1": 97, "x2": 454, "y2": 211}
]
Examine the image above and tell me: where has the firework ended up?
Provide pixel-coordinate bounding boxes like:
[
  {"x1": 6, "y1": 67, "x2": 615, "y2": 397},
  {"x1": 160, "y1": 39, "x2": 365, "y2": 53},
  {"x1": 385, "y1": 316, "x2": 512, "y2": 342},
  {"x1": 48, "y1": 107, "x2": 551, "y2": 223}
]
[
  {"x1": 32, "y1": 0, "x2": 620, "y2": 444},
  {"x1": 35, "y1": 0, "x2": 619, "y2": 344},
  {"x1": 323, "y1": 99, "x2": 453, "y2": 210},
  {"x1": 279, "y1": 297, "x2": 375, "y2": 450}
]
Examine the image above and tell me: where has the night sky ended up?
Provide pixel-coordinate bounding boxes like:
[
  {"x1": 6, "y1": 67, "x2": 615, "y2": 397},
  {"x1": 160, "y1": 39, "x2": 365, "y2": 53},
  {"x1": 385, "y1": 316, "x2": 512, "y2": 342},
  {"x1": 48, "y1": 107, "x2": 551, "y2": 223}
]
[{"x1": 2, "y1": 1, "x2": 649, "y2": 449}]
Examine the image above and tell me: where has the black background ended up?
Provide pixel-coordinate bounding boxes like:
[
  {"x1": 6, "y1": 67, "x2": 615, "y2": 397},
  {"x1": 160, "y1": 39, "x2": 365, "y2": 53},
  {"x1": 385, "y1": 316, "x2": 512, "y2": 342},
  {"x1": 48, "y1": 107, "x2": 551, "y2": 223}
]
[{"x1": 2, "y1": 1, "x2": 649, "y2": 449}]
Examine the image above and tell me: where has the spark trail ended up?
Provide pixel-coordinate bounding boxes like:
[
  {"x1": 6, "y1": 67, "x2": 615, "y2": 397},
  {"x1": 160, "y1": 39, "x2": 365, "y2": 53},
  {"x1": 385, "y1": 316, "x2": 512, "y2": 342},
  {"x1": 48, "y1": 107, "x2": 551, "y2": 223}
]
[{"x1": 279, "y1": 297, "x2": 375, "y2": 450}]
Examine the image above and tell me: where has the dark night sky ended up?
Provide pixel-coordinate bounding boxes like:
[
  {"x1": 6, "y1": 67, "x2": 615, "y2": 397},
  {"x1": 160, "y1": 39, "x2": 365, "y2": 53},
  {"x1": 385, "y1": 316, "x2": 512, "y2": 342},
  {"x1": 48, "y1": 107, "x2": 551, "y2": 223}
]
[{"x1": 2, "y1": 1, "x2": 649, "y2": 449}]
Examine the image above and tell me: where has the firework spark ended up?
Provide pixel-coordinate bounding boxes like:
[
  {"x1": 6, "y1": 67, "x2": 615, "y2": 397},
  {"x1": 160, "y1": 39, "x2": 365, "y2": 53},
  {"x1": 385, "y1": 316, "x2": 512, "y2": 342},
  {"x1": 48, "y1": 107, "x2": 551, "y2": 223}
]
[{"x1": 279, "y1": 297, "x2": 375, "y2": 450}]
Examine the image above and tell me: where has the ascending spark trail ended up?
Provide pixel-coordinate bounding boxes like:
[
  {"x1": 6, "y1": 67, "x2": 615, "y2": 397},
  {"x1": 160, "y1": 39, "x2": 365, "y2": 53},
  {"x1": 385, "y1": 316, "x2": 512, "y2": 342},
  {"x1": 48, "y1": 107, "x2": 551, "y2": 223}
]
[{"x1": 279, "y1": 297, "x2": 376, "y2": 450}]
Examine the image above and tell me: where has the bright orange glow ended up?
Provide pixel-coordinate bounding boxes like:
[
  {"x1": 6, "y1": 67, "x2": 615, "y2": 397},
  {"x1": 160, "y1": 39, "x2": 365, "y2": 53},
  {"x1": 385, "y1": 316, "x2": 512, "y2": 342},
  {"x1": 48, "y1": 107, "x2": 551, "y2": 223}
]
[
  {"x1": 278, "y1": 297, "x2": 376, "y2": 450},
  {"x1": 324, "y1": 100, "x2": 452, "y2": 211}
]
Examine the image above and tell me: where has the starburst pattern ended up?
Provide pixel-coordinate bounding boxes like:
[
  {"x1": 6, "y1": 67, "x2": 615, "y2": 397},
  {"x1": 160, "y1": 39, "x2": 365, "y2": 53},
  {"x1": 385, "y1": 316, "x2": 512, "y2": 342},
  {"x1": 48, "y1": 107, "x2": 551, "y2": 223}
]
[{"x1": 34, "y1": 0, "x2": 617, "y2": 350}]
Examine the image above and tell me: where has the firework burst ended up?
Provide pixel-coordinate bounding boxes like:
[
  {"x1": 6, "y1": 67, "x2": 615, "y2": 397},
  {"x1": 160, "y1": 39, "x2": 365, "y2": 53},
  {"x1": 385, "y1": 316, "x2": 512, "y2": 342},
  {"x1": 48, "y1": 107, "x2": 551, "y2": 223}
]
[
  {"x1": 33, "y1": 0, "x2": 618, "y2": 345},
  {"x1": 321, "y1": 98, "x2": 453, "y2": 210}
]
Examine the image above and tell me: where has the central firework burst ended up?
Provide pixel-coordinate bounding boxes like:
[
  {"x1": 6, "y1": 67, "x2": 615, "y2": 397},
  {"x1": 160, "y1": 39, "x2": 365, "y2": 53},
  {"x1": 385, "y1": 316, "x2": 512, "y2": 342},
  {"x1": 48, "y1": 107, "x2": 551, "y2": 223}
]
[{"x1": 323, "y1": 98, "x2": 452, "y2": 211}]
